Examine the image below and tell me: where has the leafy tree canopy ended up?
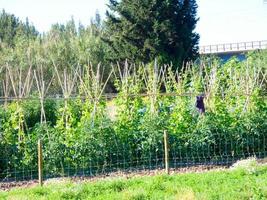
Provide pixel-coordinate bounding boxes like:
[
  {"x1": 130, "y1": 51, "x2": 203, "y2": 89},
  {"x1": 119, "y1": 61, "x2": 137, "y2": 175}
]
[
  {"x1": 0, "y1": 9, "x2": 38, "y2": 48},
  {"x1": 104, "y1": 0, "x2": 200, "y2": 68}
]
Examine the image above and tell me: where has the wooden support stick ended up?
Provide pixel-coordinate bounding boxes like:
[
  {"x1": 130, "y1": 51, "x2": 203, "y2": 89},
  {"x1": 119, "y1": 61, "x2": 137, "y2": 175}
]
[
  {"x1": 38, "y1": 139, "x2": 43, "y2": 186},
  {"x1": 164, "y1": 130, "x2": 170, "y2": 174}
]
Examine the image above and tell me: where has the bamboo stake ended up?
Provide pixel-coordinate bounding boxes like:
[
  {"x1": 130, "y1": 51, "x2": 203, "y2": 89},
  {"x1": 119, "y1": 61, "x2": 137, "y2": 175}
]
[
  {"x1": 38, "y1": 139, "x2": 43, "y2": 186},
  {"x1": 164, "y1": 130, "x2": 170, "y2": 175}
]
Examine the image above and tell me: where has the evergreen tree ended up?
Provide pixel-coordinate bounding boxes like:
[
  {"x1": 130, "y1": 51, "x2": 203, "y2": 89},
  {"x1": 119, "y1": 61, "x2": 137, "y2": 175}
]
[
  {"x1": 0, "y1": 9, "x2": 38, "y2": 47},
  {"x1": 0, "y1": 9, "x2": 19, "y2": 46},
  {"x1": 104, "y1": 0, "x2": 199, "y2": 68}
]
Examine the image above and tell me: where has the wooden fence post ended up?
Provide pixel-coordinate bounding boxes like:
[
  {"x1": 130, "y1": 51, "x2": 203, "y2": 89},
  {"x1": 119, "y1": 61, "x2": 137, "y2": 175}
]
[
  {"x1": 164, "y1": 130, "x2": 170, "y2": 174},
  {"x1": 38, "y1": 139, "x2": 43, "y2": 186}
]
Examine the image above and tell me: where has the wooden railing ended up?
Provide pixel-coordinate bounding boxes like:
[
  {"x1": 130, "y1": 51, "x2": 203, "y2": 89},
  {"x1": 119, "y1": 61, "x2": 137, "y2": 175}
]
[{"x1": 199, "y1": 40, "x2": 267, "y2": 54}]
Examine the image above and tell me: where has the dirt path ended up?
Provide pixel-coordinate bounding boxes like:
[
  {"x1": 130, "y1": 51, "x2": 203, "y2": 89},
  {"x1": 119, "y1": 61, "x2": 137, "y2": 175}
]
[{"x1": 0, "y1": 165, "x2": 225, "y2": 191}]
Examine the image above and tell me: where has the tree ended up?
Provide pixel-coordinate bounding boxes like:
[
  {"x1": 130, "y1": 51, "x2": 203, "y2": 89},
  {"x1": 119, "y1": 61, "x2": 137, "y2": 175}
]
[
  {"x1": 104, "y1": 0, "x2": 199, "y2": 68},
  {"x1": 0, "y1": 10, "x2": 38, "y2": 48}
]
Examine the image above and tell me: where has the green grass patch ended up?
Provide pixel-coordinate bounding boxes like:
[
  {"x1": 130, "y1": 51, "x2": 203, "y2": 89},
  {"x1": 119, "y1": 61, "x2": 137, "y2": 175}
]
[{"x1": 1, "y1": 165, "x2": 267, "y2": 200}]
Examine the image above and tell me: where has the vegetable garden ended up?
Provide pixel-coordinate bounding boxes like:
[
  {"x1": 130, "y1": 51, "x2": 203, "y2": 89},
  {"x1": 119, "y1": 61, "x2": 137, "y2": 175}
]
[{"x1": 0, "y1": 52, "x2": 266, "y2": 182}]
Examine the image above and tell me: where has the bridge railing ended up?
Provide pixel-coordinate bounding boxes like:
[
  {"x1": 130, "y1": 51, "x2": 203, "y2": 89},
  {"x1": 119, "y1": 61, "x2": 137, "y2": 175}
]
[{"x1": 200, "y1": 40, "x2": 267, "y2": 54}]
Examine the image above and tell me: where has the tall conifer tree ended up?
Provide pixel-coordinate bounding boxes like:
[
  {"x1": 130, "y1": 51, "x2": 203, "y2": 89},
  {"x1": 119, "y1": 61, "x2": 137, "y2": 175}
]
[{"x1": 104, "y1": 0, "x2": 199, "y2": 68}]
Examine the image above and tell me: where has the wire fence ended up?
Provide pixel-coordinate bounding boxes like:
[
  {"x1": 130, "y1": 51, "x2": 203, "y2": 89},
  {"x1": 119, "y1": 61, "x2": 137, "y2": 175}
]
[
  {"x1": 0, "y1": 94, "x2": 266, "y2": 184},
  {"x1": 1, "y1": 131, "x2": 266, "y2": 182}
]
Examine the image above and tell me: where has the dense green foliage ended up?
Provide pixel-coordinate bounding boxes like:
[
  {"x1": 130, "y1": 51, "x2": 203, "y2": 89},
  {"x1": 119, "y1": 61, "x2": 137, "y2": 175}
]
[
  {"x1": 0, "y1": 11, "x2": 111, "y2": 81},
  {"x1": 104, "y1": 0, "x2": 199, "y2": 67},
  {"x1": 0, "y1": 51, "x2": 266, "y2": 180},
  {"x1": 1, "y1": 3, "x2": 199, "y2": 75},
  {"x1": 1, "y1": 164, "x2": 267, "y2": 199},
  {"x1": 0, "y1": 9, "x2": 38, "y2": 47}
]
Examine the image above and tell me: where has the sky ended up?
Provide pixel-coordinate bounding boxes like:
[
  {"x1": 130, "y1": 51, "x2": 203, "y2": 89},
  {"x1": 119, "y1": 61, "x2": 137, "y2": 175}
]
[{"x1": 0, "y1": 0, "x2": 267, "y2": 46}]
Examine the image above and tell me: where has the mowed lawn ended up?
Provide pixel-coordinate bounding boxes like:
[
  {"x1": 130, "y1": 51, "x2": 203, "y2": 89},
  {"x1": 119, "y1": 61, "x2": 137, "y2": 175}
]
[{"x1": 1, "y1": 163, "x2": 266, "y2": 200}]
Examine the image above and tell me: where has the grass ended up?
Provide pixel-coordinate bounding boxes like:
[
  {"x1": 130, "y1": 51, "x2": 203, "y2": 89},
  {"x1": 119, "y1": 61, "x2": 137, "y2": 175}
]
[{"x1": 0, "y1": 162, "x2": 266, "y2": 200}]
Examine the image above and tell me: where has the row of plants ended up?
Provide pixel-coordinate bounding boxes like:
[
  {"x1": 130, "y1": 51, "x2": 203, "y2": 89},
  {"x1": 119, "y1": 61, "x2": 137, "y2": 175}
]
[{"x1": 0, "y1": 52, "x2": 267, "y2": 180}]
